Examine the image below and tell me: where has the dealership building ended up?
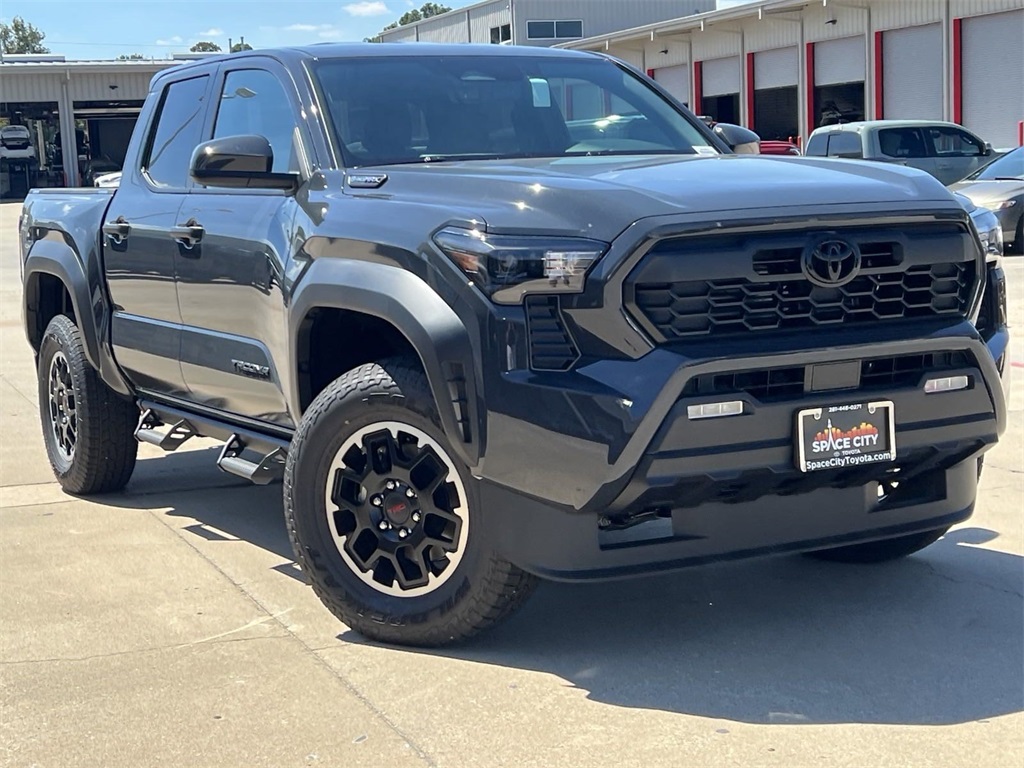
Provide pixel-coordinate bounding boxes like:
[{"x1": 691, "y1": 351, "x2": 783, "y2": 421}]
[
  {"x1": 557, "y1": 0, "x2": 1023, "y2": 148},
  {"x1": 0, "y1": 55, "x2": 185, "y2": 197}
]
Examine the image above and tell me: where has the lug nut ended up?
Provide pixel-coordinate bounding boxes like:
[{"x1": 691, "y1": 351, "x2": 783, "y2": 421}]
[
  {"x1": 386, "y1": 480, "x2": 395, "y2": 490},
  {"x1": 412, "y1": 511, "x2": 421, "y2": 523},
  {"x1": 378, "y1": 521, "x2": 389, "y2": 531},
  {"x1": 398, "y1": 529, "x2": 409, "y2": 539},
  {"x1": 371, "y1": 496, "x2": 382, "y2": 506},
  {"x1": 406, "y1": 488, "x2": 415, "y2": 498}
]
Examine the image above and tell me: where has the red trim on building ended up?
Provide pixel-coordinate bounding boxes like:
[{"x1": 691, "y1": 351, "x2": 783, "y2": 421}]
[
  {"x1": 646, "y1": 68, "x2": 655, "y2": 79},
  {"x1": 874, "y1": 30, "x2": 884, "y2": 120},
  {"x1": 952, "y1": 18, "x2": 963, "y2": 124},
  {"x1": 693, "y1": 61, "x2": 703, "y2": 114},
  {"x1": 1018, "y1": 121, "x2": 1023, "y2": 146},
  {"x1": 805, "y1": 42, "x2": 815, "y2": 136},
  {"x1": 746, "y1": 52, "x2": 756, "y2": 130}
]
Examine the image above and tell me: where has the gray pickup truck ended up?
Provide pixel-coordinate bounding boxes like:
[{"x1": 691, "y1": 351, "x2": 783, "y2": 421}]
[{"x1": 20, "y1": 45, "x2": 1009, "y2": 646}]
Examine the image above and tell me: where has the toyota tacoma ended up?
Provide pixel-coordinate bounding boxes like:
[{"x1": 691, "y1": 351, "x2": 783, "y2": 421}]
[{"x1": 19, "y1": 45, "x2": 1010, "y2": 646}]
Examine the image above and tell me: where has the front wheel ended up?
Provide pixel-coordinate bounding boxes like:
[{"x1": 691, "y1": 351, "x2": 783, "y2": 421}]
[
  {"x1": 284, "y1": 359, "x2": 537, "y2": 646},
  {"x1": 804, "y1": 526, "x2": 949, "y2": 564}
]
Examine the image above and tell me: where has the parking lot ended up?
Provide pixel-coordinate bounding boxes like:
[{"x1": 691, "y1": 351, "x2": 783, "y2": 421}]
[{"x1": 1, "y1": 198, "x2": 1021, "y2": 766}]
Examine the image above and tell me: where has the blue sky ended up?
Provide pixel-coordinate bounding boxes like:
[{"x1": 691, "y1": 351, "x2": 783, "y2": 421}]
[{"x1": 3, "y1": 0, "x2": 754, "y2": 60}]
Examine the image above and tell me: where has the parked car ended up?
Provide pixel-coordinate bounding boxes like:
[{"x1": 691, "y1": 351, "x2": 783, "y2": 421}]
[
  {"x1": 805, "y1": 120, "x2": 995, "y2": 185},
  {"x1": 950, "y1": 146, "x2": 1023, "y2": 254},
  {"x1": 0, "y1": 125, "x2": 37, "y2": 162},
  {"x1": 759, "y1": 139, "x2": 801, "y2": 156},
  {"x1": 19, "y1": 44, "x2": 1008, "y2": 647}
]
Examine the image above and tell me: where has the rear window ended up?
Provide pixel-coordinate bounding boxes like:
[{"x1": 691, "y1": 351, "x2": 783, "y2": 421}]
[
  {"x1": 313, "y1": 55, "x2": 715, "y2": 167},
  {"x1": 825, "y1": 131, "x2": 862, "y2": 158},
  {"x1": 142, "y1": 75, "x2": 209, "y2": 188}
]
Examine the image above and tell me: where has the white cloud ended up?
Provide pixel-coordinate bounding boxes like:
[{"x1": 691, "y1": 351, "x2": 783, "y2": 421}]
[
  {"x1": 285, "y1": 23, "x2": 318, "y2": 31},
  {"x1": 344, "y1": 2, "x2": 390, "y2": 17},
  {"x1": 155, "y1": 35, "x2": 183, "y2": 45},
  {"x1": 198, "y1": 27, "x2": 224, "y2": 37},
  {"x1": 317, "y1": 27, "x2": 343, "y2": 38}
]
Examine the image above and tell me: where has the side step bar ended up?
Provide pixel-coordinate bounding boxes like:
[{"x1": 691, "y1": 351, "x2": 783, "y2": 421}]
[{"x1": 136, "y1": 400, "x2": 291, "y2": 485}]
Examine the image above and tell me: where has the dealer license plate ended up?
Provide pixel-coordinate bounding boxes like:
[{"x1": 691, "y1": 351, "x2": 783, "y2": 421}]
[{"x1": 796, "y1": 401, "x2": 896, "y2": 473}]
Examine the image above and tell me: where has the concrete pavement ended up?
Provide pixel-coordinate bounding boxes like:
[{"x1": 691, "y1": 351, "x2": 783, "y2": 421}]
[{"x1": 1, "y1": 201, "x2": 1021, "y2": 767}]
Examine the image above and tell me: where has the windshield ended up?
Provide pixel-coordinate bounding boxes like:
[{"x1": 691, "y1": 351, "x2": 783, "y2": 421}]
[
  {"x1": 967, "y1": 147, "x2": 1024, "y2": 180},
  {"x1": 313, "y1": 55, "x2": 717, "y2": 167}
]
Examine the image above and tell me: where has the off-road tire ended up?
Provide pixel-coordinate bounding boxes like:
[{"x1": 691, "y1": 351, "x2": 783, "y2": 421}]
[
  {"x1": 804, "y1": 526, "x2": 949, "y2": 564},
  {"x1": 37, "y1": 314, "x2": 138, "y2": 494},
  {"x1": 284, "y1": 358, "x2": 537, "y2": 646}
]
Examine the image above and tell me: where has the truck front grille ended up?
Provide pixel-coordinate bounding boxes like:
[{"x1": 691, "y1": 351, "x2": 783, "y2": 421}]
[
  {"x1": 626, "y1": 223, "x2": 978, "y2": 343},
  {"x1": 526, "y1": 296, "x2": 578, "y2": 371}
]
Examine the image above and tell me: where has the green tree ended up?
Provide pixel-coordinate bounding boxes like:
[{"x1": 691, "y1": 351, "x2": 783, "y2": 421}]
[
  {"x1": 117, "y1": 53, "x2": 144, "y2": 60},
  {"x1": 190, "y1": 41, "x2": 222, "y2": 53},
  {"x1": 0, "y1": 16, "x2": 49, "y2": 54},
  {"x1": 230, "y1": 41, "x2": 253, "y2": 53}
]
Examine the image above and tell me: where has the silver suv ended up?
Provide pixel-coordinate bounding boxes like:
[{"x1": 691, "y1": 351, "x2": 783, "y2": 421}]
[{"x1": 805, "y1": 120, "x2": 994, "y2": 185}]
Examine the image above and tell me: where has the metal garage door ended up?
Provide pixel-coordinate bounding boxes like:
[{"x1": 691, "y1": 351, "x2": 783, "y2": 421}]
[
  {"x1": 883, "y1": 24, "x2": 942, "y2": 120},
  {"x1": 654, "y1": 63, "x2": 690, "y2": 105},
  {"x1": 754, "y1": 47, "x2": 798, "y2": 89},
  {"x1": 815, "y1": 36, "x2": 866, "y2": 85},
  {"x1": 703, "y1": 56, "x2": 740, "y2": 96},
  {"x1": 963, "y1": 9, "x2": 1024, "y2": 148}
]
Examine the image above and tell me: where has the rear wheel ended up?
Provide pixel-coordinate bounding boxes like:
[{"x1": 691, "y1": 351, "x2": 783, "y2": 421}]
[
  {"x1": 37, "y1": 314, "x2": 138, "y2": 494},
  {"x1": 804, "y1": 526, "x2": 949, "y2": 564},
  {"x1": 284, "y1": 359, "x2": 537, "y2": 646}
]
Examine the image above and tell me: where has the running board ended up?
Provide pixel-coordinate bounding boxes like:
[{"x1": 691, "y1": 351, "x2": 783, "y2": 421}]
[
  {"x1": 136, "y1": 400, "x2": 291, "y2": 486},
  {"x1": 217, "y1": 435, "x2": 286, "y2": 485},
  {"x1": 135, "y1": 409, "x2": 196, "y2": 451}
]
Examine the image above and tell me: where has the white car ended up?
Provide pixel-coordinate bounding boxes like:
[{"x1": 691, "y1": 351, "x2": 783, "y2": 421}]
[
  {"x1": 0, "y1": 125, "x2": 37, "y2": 162},
  {"x1": 92, "y1": 171, "x2": 122, "y2": 188}
]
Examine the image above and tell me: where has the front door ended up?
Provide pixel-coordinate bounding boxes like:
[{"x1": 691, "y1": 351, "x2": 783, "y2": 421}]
[
  {"x1": 175, "y1": 64, "x2": 306, "y2": 427},
  {"x1": 104, "y1": 73, "x2": 212, "y2": 397},
  {"x1": 924, "y1": 125, "x2": 991, "y2": 184}
]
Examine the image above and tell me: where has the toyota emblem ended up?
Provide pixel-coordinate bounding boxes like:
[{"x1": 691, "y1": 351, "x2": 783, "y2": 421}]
[{"x1": 803, "y1": 238, "x2": 861, "y2": 287}]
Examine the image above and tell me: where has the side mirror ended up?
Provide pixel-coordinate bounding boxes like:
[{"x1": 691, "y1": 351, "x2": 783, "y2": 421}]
[
  {"x1": 713, "y1": 123, "x2": 761, "y2": 154},
  {"x1": 190, "y1": 134, "x2": 299, "y2": 191},
  {"x1": 983, "y1": 142, "x2": 994, "y2": 156}
]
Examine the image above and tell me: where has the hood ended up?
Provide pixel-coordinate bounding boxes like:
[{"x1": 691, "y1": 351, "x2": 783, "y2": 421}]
[
  {"x1": 949, "y1": 178, "x2": 1024, "y2": 206},
  {"x1": 355, "y1": 154, "x2": 960, "y2": 242}
]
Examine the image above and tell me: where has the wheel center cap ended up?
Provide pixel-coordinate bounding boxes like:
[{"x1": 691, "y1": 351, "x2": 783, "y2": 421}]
[{"x1": 383, "y1": 493, "x2": 412, "y2": 526}]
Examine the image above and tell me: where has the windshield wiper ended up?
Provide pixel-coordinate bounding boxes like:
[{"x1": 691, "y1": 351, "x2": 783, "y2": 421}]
[
  {"x1": 419, "y1": 153, "x2": 509, "y2": 163},
  {"x1": 990, "y1": 176, "x2": 1024, "y2": 181}
]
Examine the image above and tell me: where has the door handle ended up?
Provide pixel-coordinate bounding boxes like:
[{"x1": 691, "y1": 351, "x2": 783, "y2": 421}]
[
  {"x1": 171, "y1": 218, "x2": 204, "y2": 250},
  {"x1": 102, "y1": 216, "x2": 131, "y2": 243}
]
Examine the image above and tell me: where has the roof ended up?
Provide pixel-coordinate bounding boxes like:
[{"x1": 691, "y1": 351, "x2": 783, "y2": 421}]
[
  {"x1": 377, "y1": 0, "x2": 504, "y2": 35},
  {"x1": 811, "y1": 120, "x2": 968, "y2": 133}
]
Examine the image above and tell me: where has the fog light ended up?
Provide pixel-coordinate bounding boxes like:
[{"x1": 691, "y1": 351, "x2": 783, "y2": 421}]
[
  {"x1": 924, "y1": 375, "x2": 969, "y2": 394},
  {"x1": 687, "y1": 400, "x2": 745, "y2": 420}
]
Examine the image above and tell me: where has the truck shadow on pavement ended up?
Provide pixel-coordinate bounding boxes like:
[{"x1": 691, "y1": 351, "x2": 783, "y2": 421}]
[{"x1": 125, "y1": 448, "x2": 1023, "y2": 726}]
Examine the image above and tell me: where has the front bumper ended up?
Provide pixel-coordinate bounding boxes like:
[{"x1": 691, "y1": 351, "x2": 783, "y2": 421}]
[{"x1": 479, "y1": 325, "x2": 1008, "y2": 580}]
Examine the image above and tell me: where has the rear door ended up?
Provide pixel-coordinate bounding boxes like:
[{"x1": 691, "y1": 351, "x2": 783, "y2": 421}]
[
  {"x1": 174, "y1": 61, "x2": 309, "y2": 427},
  {"x1": 923, "y1": 125, "x2": 990, "y2": 184},
  {"x1": 875, "y1": 126, "x2": 933, "y2": 176},
  {"x1": 104, "y1": 72, "x2": 212, "y2": 395}
]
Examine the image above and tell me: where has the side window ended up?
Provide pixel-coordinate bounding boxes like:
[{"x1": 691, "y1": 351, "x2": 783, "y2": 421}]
[
  {"x1": 878, "y1": 127, "x2": 927, "y2": 158},
  {"x1": 214, "y1": 69, "x2": 300, "y2": 173},
  {"x1": 825, "y1": 132, "x2": 862, "y2": 158},
  {"x1": 141, "y1": 75, "x2": 209, "y2": 188},
  {"x1": 927, "y1": 126, "x2": 983, "y2": 157},
  {"x1": 804, "y1": 133, "x2": 828, "y2": 156}
]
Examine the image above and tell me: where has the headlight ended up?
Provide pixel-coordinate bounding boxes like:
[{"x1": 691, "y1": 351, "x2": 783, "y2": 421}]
[
  {"x1": 978, "y1": 223, "x2": 1003, "y2": 262},
  {"x1": 433, "y1": 227, "x2": 606, "y2": 304},
  {"x1": 986, "y1": 199, "x2": 1018, "y2": 211}
]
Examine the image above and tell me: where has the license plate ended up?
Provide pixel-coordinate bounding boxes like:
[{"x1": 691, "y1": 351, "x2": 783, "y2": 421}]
[{"x1": 796, "y1": 401, "x2": 896, "y2": 473}]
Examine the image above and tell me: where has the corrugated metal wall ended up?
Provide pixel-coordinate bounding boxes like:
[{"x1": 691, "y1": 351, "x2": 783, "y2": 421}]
[
  {"x1": 416, "y1": 12, "x2": 472, "y2": 44},
  {"x1": 803, "y1": 3, "x2": 869, "y2": 43},
  {"x1": 692, "y1": 31, "x2": 741, "y2": 63},
  {"x1": 873, "y1": 0, "x2": 943, "y2": 31},
  {"x1": 654, "y1": 63, "x2": 690, "y2": 104},
  {"x1": 962, "y1": 8, "x2": 1024, "y2": 146},
  {"x1": 515, "y1": 0, "x2": 713, "y2": 46},
  {"x1": 0, "y1": 71, "x2": 62, "y2": 102},
  {"x1": 814, "y1": 36, "x2": 867, "y2": 85},
  {"x1": 744, "y1": 21, "x2": 800, "y2": 53},
  {"x1": 380, "y1": 25, "x2": 419, "y2": 42},
  {"x1": 70, "y1": 71, "x2": 154, "y2": 102},
  {"x1": 951, "y1": 0, "x2": 1024, "y2": 18},
  {"x1": 607, "y1": 48, "x2": 644, "y2": 70},
  {"x1": 644, "y1": 40, "x2": 688, "y2": 69},
  {"x1": 469, "y1": 4, "x2": 511, "y2": 44}
]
